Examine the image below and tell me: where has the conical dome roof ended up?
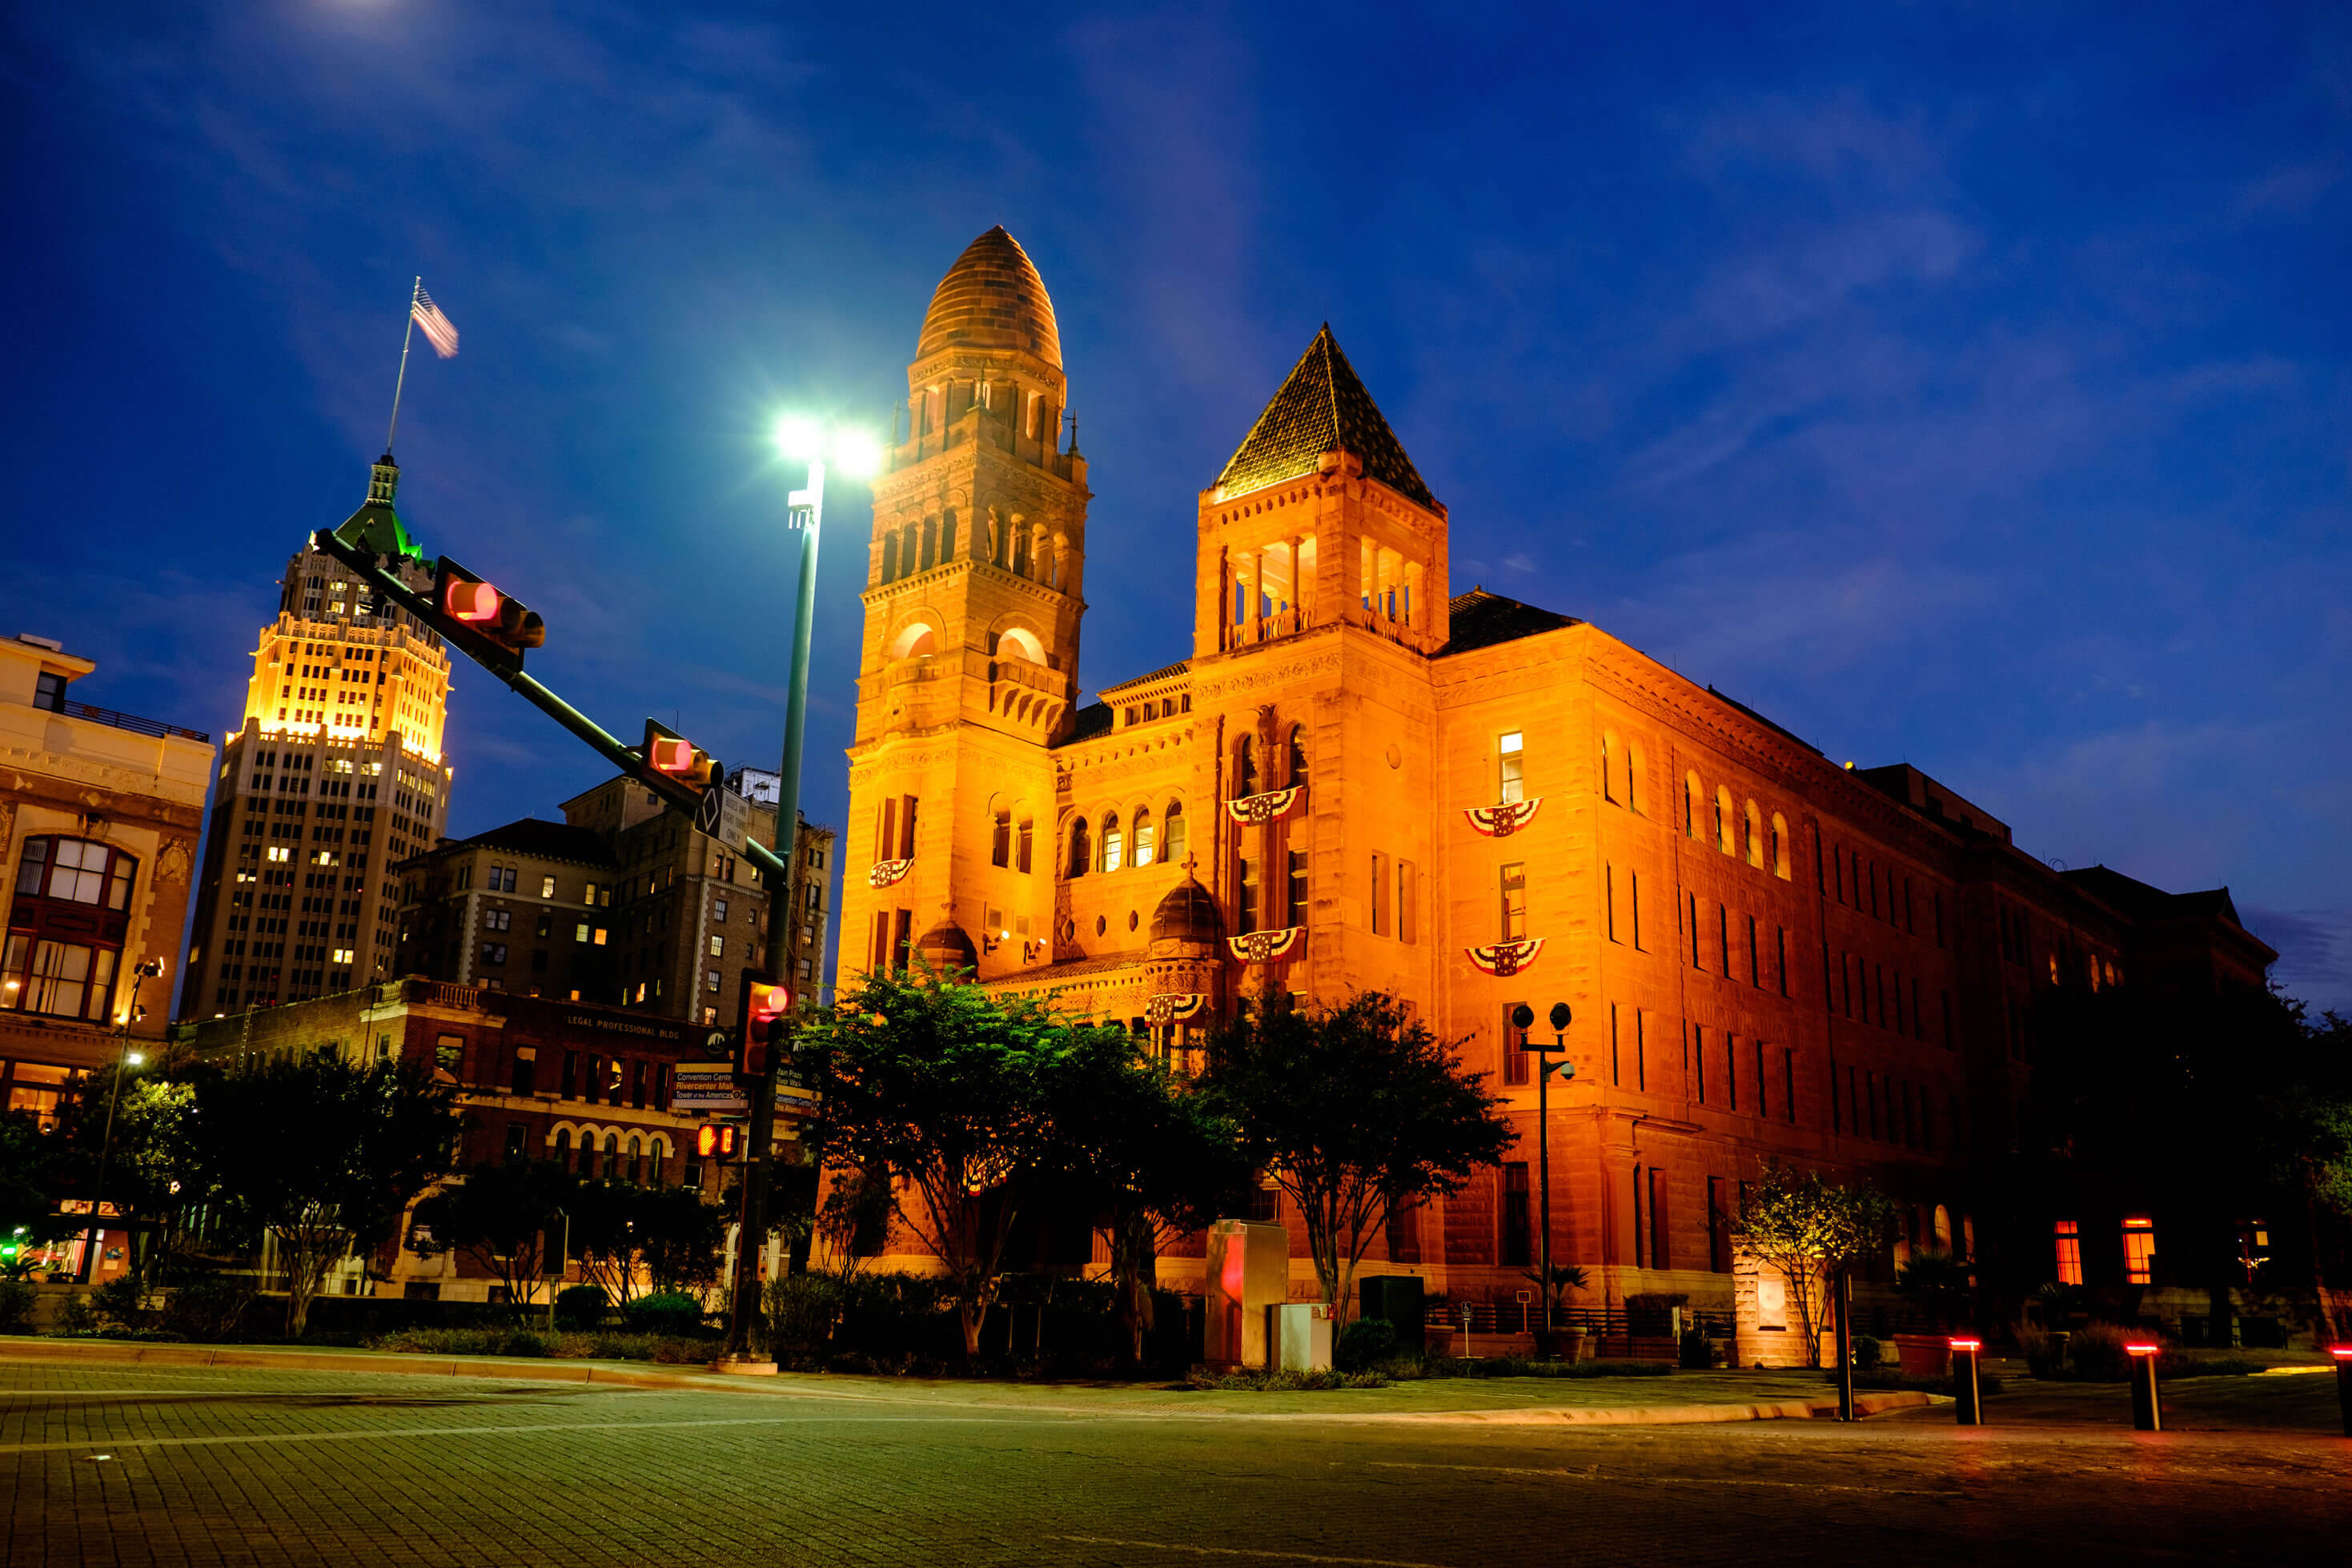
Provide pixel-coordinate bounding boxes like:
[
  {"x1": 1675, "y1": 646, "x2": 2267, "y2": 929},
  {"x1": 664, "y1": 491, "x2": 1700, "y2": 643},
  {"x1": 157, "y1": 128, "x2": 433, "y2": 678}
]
[
  {"x1": 915, "y1": 226, "x2": 1062, "y2": 367},
  {"x1": 1150, "y1": 878, "x2": 1223, "y2": 945}
]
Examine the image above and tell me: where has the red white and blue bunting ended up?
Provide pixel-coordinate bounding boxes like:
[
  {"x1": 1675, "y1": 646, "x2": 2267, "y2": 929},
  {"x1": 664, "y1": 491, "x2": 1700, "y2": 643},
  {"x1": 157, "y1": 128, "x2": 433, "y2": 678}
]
[
  {"x1": 1464, "y1": 937, "x2": 1545, "y2": 977},
  {"x1": 1146, "y1": 993, "x2": 1211, "y2": 1025},
  {"x1": 1229, "y1": 928, "x2": 1305, "y2": 964},
  {"x1": 1464, "y1": 798, "x2": 1543, "y2": 837},
  {"x1": 1224, "y1": 787, "x2": 1305, "y2": 825},
  {"x1": 866, "y1": 857, "x2": 913, "y2": 888}
]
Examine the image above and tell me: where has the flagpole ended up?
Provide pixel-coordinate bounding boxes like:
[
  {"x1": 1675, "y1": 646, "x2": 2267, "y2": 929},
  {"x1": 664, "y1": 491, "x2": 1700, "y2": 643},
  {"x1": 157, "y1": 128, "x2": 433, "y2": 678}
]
[{"x1": 385, "y1": 276, "x2": 421, "y2": 455}]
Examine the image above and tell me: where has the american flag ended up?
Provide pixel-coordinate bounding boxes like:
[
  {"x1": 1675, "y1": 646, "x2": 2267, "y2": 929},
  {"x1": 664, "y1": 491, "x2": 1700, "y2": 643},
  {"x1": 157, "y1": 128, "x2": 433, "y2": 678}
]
[{"x1": 411, "y1": 286, "x2": 460, "y2": 358}]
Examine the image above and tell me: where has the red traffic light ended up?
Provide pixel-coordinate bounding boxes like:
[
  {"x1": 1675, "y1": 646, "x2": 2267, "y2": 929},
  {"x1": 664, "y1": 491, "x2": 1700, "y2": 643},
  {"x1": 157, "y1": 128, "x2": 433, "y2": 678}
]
[
  {"x1": 642, "y1": 720, "x2": 720, "y2": 792},
  {"x1": 433, "y1": 557, "x2": 545, "y2": 660},
  {"x1": 737, "y1": 968, "x2": 792, "y2": 1079},
  {"x1": 648, "y1": 736, "x2": 695, "y2": 775},
  {"x1": 695, "y1": 1122, "x2": 740, "y2": 1163}
]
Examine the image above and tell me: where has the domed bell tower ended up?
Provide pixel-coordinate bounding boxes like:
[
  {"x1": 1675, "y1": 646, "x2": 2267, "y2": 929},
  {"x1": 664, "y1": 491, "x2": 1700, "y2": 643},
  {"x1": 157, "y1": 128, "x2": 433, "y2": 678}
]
[{"x1": 841, "y1": 227, "x2": 1090, "y2": 989}]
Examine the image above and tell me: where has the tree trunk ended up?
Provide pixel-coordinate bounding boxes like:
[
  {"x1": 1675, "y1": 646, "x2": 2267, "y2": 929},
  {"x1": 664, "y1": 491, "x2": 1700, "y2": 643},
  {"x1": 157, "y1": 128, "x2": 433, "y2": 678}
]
[{"x1": 1109, "y1": 1211, "x2": 1158, "y2": 1370}]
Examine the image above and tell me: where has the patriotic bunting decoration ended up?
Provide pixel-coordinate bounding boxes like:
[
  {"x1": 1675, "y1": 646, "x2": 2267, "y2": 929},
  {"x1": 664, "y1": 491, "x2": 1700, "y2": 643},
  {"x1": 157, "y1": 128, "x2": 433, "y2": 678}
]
[
  {"x1": 1464, "y1": 798, "x2": 1543, "y2": 837},
  {"x1": 1146, "y1": 993, "x2": 1211, "y2": 1025},
  {"x1": 1224, "y1": 786, "x2": 1305, "y2": 824},
  {"x1": 1228, "y1": 928, "x2": 1305, "y2": 964},
  {"x1": 866, "y1": 857, "x2": 913, "y2": 888},
  {"x1": 1465, "y1": 937, "x2": 1545, "y2": 977}
]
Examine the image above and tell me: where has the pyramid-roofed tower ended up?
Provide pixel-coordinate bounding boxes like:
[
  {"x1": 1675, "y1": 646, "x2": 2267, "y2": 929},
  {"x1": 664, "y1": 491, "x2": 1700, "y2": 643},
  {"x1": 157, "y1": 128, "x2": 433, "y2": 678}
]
[{"x1": 1214, "y1": 325, "x2": 1437, "y2": 511}]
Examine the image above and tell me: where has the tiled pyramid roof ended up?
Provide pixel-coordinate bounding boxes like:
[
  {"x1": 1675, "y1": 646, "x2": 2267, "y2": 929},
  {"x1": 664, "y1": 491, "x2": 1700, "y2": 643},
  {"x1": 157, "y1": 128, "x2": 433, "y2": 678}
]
[{"x1": 1213, "y1": 326, "x2": 1437, "y2": 511}]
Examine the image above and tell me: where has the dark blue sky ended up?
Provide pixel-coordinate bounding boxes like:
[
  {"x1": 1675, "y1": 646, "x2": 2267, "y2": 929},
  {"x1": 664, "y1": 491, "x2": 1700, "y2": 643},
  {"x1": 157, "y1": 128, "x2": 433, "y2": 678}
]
[{"x1": 6, "y1": 3, "x2": 2347, "y2": 1010}]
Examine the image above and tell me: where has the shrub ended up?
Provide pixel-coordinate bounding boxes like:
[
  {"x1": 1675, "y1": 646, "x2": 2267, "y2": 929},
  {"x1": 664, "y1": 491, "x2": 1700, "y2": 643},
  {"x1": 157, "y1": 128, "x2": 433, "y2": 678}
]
[
  {"x1": 1184, "y1": 1365, "x2": 1390, "y2": 1391},
  {"x1": 500, "y1": 1329, "x2": 552, "y2": 1357},
  {"x1": 163, "y1": 1277, "x2": 257, "y2": 1341},
  {"x1": 1422, "y1": 1356, "x2": 1674, "y2": 1379},
  {"x1": 56, "y1": 1294, "x2": 98, "y2": 1335},
  {"x1": 0, "y1": 1279, "x2": 34, "y2": 1334},
  {"x1": 622, "y1": 1291, "x2": 706, "y2": 1338},
  {"x1": 2065, "y1": 1321, "x2": 2135, "y2": 1382},
  {"x1": 1852, "y1": 1335, "x2": 1885, "y2": 1371},
  {"x1": 1679, "y1": 1328, "x2": 1715, "y2": 1369},
  {"x1": 765, "y1": 1273, "x2": 843, "y2": 1354},
  {"x1": 93, "y1": 1274, "x2": 148, "y2": 1329},
  {"x1": 1336, "y1": 1316, "x2": 1397, "y2": 1372},
  {"x1": 2016, "y1": 1324, "x2": 2062, "y2": 1378},
  {"x1": 554, "y1": 1284, "x2": 608, "y2": 1331}
]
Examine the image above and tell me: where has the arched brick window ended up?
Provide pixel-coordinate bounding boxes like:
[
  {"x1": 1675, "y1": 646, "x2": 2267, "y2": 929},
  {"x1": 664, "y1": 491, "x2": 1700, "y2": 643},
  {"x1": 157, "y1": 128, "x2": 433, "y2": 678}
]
[
  {"x1": 4, "y1": 836, "x2": 138, "y2": 1024},
  {"x1": 1067, "y1": 818, "x2": 1091, "y2": 878}
]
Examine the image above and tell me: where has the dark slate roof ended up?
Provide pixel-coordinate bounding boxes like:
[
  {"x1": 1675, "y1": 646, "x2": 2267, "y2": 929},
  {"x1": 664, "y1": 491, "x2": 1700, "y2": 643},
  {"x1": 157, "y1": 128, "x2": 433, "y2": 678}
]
[
  {"x1": 457, "y1": 818, "x2": 617, "y2": 868},
  {"x1": 1100, "y1": 660, "x2": 1191, "y2": 696},
  {"x1": 2062, "y1": 864, "x2": 2249, "y2": 930},
  {"x1": 1060, "y1": 701, "x2": 1114, "y2": 744},
  {"x1": 1214, "y1": 326, "x2": 1438, "y2": 511},
  {"x1": 1435, "y1": 588, "x2": 1582, "y2": 656}
]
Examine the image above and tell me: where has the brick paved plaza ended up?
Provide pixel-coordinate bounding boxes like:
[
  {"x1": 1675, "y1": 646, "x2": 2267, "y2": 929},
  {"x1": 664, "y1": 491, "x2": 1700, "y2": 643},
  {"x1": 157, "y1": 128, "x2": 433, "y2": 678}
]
[{"x1": 5, "y1": 1358, "x2": 2349, "y2": 1566}]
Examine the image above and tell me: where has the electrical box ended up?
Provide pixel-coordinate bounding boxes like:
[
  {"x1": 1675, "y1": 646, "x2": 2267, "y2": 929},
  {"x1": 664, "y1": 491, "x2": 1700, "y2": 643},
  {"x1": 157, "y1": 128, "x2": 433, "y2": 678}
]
[{"x1": 1205, "y1": 1219, "x2": 1288, "y2": 1370}]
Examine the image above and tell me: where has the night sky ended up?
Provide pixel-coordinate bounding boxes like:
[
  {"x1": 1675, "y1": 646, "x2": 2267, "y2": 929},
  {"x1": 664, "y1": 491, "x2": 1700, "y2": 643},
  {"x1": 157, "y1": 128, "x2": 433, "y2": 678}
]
[{"x1": 5, "y1": 4, "x2": 2346, "y2": 1013}]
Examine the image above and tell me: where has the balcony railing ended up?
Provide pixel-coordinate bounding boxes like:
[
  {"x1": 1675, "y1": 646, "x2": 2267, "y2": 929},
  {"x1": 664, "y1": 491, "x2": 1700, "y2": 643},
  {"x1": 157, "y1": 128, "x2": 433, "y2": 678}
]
[{"x1": 58, "y1": 700, "x2": 210, "y2": 744}]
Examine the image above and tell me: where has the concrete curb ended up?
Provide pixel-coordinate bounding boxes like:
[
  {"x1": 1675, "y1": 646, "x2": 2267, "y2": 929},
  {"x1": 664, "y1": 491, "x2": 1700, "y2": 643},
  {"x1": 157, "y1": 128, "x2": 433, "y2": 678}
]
[
  {"x1": 0, "y1": 1338, "x2": 1933, "y2": 1425},
  {"x1": 0, "y1": 1336, "x2": 716, "y2": 1393}
]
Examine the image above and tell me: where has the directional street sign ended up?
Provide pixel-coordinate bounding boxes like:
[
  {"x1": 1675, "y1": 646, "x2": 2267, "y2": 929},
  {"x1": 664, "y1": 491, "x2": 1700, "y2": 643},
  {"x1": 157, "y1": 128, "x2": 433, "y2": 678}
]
[{"x1": 695, "y1": 784, "x2": 750, "y2": 848}]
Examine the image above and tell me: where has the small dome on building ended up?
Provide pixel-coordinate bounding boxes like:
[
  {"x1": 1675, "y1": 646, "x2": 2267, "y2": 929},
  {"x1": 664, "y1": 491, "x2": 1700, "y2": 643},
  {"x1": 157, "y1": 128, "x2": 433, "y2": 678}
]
[
  {"x1": 915, "y1": 226, "x2": 1062, "y2": 368},
  {"x1": 913, "y1": 919, "x2": 978, "y2": 970},
  {"x1": 1150, "y1": 878, "x2": 1222, "y2": 945}
]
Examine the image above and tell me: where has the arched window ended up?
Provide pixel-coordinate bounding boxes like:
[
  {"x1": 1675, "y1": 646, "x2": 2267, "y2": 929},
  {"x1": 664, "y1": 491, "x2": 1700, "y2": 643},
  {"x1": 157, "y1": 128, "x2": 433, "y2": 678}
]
[
  {"x1": 4, "y1": 836, "x2": 138, "y2": 1023},
  {"x1": 1684, "y1": 773, "x2": 1703, "y2": 840},
  {"x1": 881, "y1": 535, "x2": 898, "y2": 582},
  {"x1": 553, "y1": 1129, "x2": 572, "y2": 1161},
  {"x1": 1716, "y1": 786, "x2": 1735, "y2": 855},
  {"x1": 1600, "y1": 732, "x2": 1620, "y2": 804},
  {"x1": 576, "y1": 1132, "x2": 596, "y2": 1176},
  {"x1": 890, "y1": 622, "x2": 937, "y2": 660},
  {"x1": 1067, "y1": 818, "x2": 1091, "y2": 877},
  {"x1": 1287, "y1": 724, "x2": 1310, "y2": 788},
  {"x1": 600, "y1": 1133, "x2": 619, "y2": 1181},
  {"x1": 998, "y1": 626, "x2": 1046, "y2": 664},
  {"x1": 1745, "y1": 800, "x2": 1764, "y2": 868},
  {"x1": 1235, "y1": 737, "x2": 1259, "y2": 797},
  {"x1": 920, "y1": 516, "x2": 937, "y2": 571},
  {"x1": 1163, "y1": 801, "x2": 1187, "y2": 867},
  {"x1": 1770, "y1": 812, "x2": 1791, "y2": 880},
  {"x1": 1016, "y1": 813, "x2": 1034, "y2": 874},
  {"x1": 1102, "y1": 812, "x2": 1125, "y2": 873},
  {"x1": 1627, "y1": 741, "x2": 1645, "y2": 816},
  {"x1": 990, "y1": 806, "x2": 1012, "y2": 868},
  {"x1": 1133, "y1": 807, "x2": 1155, "y2": 868},
  {"x1": 939, "y1": 508, "x2": 957, "y2": 561},
  {"x1": 626, "y1": 1135, "x2": 644, "y2": 1185},
  {"x1": 900, "y1": 524, "x2": 919, "y2": 575}
]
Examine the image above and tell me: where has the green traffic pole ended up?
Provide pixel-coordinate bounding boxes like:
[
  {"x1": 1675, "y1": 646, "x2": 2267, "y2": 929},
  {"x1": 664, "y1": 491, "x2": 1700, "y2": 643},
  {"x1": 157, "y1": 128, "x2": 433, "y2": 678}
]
[{"x1": 718, "y1": 459, "x2": 825, "y2": 1365}]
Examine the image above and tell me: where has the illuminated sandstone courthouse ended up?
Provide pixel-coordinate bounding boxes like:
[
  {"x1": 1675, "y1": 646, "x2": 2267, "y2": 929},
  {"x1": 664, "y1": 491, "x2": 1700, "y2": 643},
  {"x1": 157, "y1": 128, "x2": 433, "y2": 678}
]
[{"x1": 836, "y1": 227, "x2": 2273, "y2": 1307}]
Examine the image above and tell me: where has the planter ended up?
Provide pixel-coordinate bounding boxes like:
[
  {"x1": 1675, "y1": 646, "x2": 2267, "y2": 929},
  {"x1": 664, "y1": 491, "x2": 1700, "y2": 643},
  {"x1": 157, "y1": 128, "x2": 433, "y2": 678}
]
[
  {"x1": 1893, "y1": 1332, "x2": 1953, "y2": 1378},
  {"x1": 1561, "y1": 1329, "x2": 1595, "y2": 1364}
]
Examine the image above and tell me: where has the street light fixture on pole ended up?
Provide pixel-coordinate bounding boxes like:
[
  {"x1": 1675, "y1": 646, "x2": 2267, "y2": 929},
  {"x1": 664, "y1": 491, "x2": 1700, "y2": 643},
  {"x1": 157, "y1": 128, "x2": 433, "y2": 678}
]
[
  {"x1": 1511, "y1": 1001, "x2": 1573, "y2": 1356},
  {"x1": 713, "y1": 418, "x2": 877, "y2": 1369}
]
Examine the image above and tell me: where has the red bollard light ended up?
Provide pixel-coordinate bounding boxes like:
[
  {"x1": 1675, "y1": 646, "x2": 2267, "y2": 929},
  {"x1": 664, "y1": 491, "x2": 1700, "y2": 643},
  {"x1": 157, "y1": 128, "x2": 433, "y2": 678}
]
[
  {"x1": 2126, "y1": 1341, "x2": 2162, "y2": 1431},
  {"x1": 1949, "y1": 1337, "x2": 1984, "y2": 1426},
  {"x1": 2330, "y1": 1346, "x2": 2352, "y2": 1438}
]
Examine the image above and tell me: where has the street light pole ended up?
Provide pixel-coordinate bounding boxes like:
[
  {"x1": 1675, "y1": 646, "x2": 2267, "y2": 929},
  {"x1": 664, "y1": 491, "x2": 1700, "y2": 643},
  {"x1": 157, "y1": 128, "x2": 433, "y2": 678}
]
[
  {"x1": 717, "y1": 445, "x2": 827, "y2": 1367},
  {"x1": 82, "y1": 960, "x2": 163, "y2": 1286},
  {"x1": 1511, "y1": 1001, "x2": 1573, "y2": 1356}
]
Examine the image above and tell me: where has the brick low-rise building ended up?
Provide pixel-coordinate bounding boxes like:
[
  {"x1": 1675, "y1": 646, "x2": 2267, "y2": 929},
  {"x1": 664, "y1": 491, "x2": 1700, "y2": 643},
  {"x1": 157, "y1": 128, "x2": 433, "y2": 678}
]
[{"x1": 181, "y1": 978, "x2": 761, "y2": 1303}]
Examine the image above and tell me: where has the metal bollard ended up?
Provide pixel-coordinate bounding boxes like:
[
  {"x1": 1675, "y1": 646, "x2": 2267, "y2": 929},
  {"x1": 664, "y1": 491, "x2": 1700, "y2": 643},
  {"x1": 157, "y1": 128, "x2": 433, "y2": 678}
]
[
  {"x1": 1949, "y1": 1337, "x2": 1983, "y2": 1426},
  {"x1": 2126, "y1": 1341, "x2": 2162, "y2": 1431},
  {"x1": 2332, "y1": 1346, "x2": 2352, "y2": 1438}
]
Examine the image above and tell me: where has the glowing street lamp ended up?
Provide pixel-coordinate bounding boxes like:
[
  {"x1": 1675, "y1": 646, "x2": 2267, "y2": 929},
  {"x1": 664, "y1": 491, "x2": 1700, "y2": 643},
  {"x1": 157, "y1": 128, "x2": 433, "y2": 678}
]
[{"x1": 716, "y1": 415, "x2": 876, "y2": 1370}]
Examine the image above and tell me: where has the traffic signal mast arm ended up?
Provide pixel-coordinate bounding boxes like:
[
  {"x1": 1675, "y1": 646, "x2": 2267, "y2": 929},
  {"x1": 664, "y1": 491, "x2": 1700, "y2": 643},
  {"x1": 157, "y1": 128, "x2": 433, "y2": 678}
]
[{"x1": 311, "y1": 527, "x2": 789, "y2": 885}]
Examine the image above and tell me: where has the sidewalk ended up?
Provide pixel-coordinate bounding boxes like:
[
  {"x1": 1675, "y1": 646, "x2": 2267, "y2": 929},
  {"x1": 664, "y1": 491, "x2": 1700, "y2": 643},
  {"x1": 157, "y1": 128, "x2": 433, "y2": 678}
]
[{"x1": 0, "y1": 1335, "x2": 1929, "y2": 1425}]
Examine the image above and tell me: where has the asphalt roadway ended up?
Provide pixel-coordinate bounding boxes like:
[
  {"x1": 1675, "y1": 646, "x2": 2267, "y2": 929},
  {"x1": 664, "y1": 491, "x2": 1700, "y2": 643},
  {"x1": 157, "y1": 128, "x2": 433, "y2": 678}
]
[{"x1": 5, "y1": 1361, "x2": 2349, "y2": 1566}]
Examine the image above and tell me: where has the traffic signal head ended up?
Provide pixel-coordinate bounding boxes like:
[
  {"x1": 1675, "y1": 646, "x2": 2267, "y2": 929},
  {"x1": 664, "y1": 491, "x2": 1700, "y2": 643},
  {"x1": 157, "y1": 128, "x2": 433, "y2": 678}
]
[
  {"x1": 695, "y1": 1122, "x2": 740, "y2": 1164},
  {"x1": 737, "y1": 968, "x2": 793, "y2": 1078},
  {"x1": 433, "y1": 557, "x2": 545, "y2": 669},
  {"x1": 643, "y1": 720, "x2": 720, "y2": 792}
]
